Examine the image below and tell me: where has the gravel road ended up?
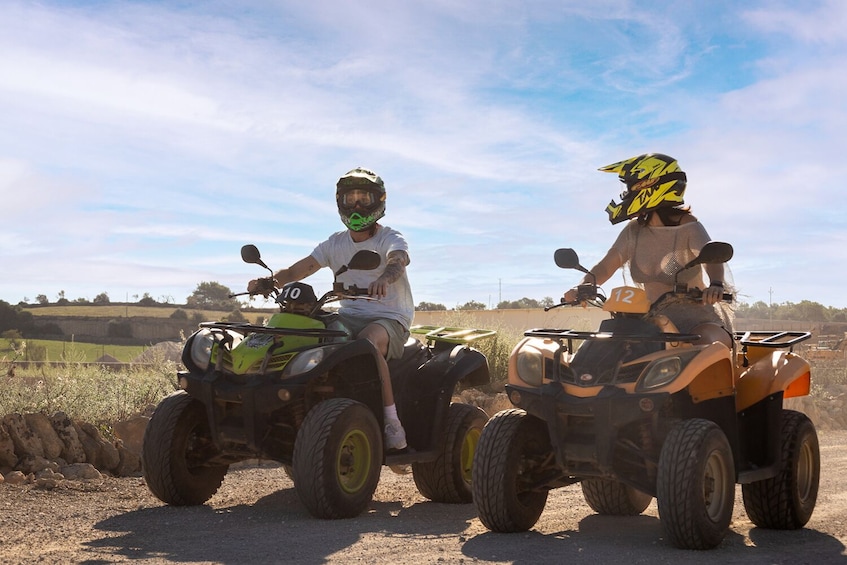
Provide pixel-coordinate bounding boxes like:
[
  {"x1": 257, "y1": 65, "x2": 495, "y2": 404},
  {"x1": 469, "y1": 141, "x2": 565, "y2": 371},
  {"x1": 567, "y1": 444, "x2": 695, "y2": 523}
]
[{"x1": 1, "y1": 431, "x2": 845, "y2": 564}]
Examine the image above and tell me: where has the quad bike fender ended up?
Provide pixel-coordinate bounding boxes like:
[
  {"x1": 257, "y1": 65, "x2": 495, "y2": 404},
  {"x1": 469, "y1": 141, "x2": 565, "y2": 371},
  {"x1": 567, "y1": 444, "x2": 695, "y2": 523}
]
[
  {"x1": 392, "y1": 345, "x2": 490, "y2": 455},
  {"x1": 736, "y1": 351, "x2": 811, "y2": 412},
  {"x1": 649, "y1": 342, "x2": 735, "y2": 402}
]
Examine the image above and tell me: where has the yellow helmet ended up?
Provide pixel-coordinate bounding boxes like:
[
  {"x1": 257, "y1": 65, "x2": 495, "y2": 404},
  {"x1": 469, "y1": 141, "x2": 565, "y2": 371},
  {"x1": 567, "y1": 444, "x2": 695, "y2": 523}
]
[{"x1": 600, "y1": 153, "x2": 687, "y2": 224}]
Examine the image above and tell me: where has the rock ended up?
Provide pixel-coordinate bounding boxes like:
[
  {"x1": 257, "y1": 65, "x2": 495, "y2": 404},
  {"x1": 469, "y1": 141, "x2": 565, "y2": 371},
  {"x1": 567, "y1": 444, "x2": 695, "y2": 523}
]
[
  {"x1": 79, "y1": 422, "x2": 120, "y2": 471},
  {"x1": 60, "y1": 463, "x2": 102, "y2": 481},
  {"x1": 0, "y1": 421, "x2": 18, "y2": 469},
  {"x1": 75, "y1": 422, "x2": 101, "y2": 469},
  {"x1": 112, "y1": 415, "x2": 149, "y2": 458},
  {"x1": 114, "y1": 444, "x2": 142, "y2": 477},
  {"x1": 34, "y1": 468, "x2": 64, "y2": 489},
  {"x1": 25, "y1": 413, "x2": 65, "y2": 460},
  {"x1": 5, "y1": 470, "x2": 27, "y2": 485},
  {"x1": 2, "y1": 413, "x2": 45, "y2": 458},
  {"x1": 17, "y1": 455, "x2": 58, "y2": 475},
  {"x1": 50, "y1": 412, "x2": 86, "y2": 464}
]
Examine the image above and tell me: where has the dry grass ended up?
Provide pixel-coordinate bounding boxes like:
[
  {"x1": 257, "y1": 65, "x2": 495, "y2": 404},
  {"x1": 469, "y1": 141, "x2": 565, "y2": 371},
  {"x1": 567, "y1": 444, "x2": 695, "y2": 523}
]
[{"x1": 0, "y1": 343, "x2": 180, "y2": 434}]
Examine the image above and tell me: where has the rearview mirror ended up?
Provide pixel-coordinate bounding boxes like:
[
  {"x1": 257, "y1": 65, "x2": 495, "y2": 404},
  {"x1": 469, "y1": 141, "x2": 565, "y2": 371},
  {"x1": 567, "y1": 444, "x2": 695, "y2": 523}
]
[
  {"x1": 240, "y1": 244, "x2": 262, "y2": 265},
  {"x1": 348, "y1": 250, "x2": 381, "y2": 271}
]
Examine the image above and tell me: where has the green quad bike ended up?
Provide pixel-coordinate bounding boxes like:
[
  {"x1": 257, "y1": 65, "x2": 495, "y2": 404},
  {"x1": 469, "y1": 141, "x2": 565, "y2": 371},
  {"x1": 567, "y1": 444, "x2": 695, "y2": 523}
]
[
  {"x1": 143, "y1": 244, "x2": 495, "y2": 519},
  {"x1": 472, "y1": 241, "x2": 820, "y2": 549}
]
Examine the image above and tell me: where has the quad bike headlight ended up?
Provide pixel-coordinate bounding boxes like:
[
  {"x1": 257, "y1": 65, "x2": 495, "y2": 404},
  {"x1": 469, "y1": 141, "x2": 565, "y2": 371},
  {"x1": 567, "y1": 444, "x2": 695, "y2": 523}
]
[
  {"x1": 188, "y1": 329, "x2": 215, "y2": 371},
  {"x1": 186, "y1": 328, "x2": 244, "y2": 372},
  {"x1": 282, "y1": 344, "x2": 342, "y2": 377},
  {"x1": 514, "y1": 339, "x2": 560, "y2": 387},
  {"x1": 637, "y1": 351, "x2": 698, "y2": 391}
]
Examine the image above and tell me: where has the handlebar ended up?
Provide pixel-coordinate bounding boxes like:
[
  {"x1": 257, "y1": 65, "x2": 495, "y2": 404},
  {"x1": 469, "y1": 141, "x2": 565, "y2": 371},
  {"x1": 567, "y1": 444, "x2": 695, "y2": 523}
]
[{"x1": 545, "y1": 283, "x2": 606, "y2": 311}]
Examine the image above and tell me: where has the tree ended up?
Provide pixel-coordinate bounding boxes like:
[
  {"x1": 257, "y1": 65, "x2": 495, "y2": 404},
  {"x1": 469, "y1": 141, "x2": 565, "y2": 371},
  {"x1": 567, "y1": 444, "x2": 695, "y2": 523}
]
[
  {"x1": 0, "y1": 300, "x2": 34, "y2": 334},
  {"x1": 170, "y1": 308, "x2": 188, "y2": 320},
  {"x1": 93, "y1": 292, "x2": 111, "y2": 305},
  {"x1": 497, "y1": 297, "x2": 542, "y2": 309},
  {"x1": 457, "y1": 300, "x2": 486, "y2": 311},
  {"x1": 417, "y1": 301, "x2": 447, "y2": 311},
  {"x1": 36, "y1": 294, "x2": 48, "y2": 305},
  {"x1": 186, "y1": 281, "x2": 240, "y2": 311},
  {"x1": 138, "y1": 293, "x2": 157, "y2": 306}
]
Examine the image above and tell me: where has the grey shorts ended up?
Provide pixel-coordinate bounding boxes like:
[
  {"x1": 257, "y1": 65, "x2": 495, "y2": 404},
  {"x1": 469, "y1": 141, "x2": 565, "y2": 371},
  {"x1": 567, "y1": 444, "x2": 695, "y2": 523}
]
[{"x1": 336, "y1": 314, "x2": 410, "y2": 360}]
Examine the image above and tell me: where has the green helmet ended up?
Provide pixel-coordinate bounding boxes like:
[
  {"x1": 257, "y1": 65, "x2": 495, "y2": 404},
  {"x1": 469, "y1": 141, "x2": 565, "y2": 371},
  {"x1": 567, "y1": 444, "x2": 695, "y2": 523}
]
[{"x1": 336, "y1": 167, "x2": 386, "y2": 232}]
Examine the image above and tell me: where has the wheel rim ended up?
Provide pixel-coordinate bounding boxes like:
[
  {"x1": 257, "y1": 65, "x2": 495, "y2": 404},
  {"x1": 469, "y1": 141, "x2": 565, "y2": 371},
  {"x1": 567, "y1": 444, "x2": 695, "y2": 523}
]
[
  {"x1": 703, "y1": 448, "x2": 730, "y2": 521},
  {"x1": 460, "y1": 427, "x2": 482, "y2": 484},
  {"x1": 336, "y1": 429, "x2": 372, "y2": 494},
  {"x1": 797, "y1": 438, "x2": 815, "y2": 502}
]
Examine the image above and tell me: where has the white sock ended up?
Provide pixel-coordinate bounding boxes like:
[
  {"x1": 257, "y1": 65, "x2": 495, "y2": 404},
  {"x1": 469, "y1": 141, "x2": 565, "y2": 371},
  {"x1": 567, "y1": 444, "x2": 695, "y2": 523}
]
[{"x1": 384, "y1": 404, "x2": 399, "y2": 421}]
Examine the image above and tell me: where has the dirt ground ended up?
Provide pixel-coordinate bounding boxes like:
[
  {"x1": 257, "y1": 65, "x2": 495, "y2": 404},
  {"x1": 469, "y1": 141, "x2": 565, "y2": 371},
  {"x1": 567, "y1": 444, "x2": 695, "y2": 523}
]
[{"x1": 1, "y1": 431, "x2": 845, "y2": 565}]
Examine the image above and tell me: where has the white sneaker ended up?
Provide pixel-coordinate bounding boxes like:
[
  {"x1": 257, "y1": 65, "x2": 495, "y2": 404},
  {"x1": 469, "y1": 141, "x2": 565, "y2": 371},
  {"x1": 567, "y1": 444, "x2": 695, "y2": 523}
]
[{"x1": 384, "y1": 418, "x2": 407, "y2": 451}]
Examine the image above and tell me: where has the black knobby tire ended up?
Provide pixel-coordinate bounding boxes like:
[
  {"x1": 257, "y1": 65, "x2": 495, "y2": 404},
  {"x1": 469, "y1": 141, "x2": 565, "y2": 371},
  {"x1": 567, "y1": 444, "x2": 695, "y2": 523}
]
[
  {"x1": 412, "y1": 403, "x2": 488, "y2": 503},
  {"x1": 656, "y1": 418, "x2": 735, "y2": 550},
  {"x1": 472, "y1": 409, "x2": 552, "y2": 532},
  {"x1": 142, "y1": 391, "x2": 228, "y2": 505},
  {"x1": 581, "y1": 478, "x2": 653, "y2": 515},
  {"x1": 282, "y1": 464, "x2": 295, "y2": 484},
  {"x1": 742, "y1": 410, "x2": 820, "y2": 529},
  {"x1": 292, "y1": 398, "x2": 382, "y2": 519}
]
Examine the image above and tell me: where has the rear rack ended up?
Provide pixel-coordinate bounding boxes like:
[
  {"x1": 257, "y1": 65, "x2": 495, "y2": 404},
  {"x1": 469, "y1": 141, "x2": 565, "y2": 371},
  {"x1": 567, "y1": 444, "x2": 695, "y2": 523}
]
[
  {"x1": 411, "y1": 325, "x2": 496, "y2": 345},
  {"x1": 734, "y1": 330, "x2": 812, "y2": 349}
]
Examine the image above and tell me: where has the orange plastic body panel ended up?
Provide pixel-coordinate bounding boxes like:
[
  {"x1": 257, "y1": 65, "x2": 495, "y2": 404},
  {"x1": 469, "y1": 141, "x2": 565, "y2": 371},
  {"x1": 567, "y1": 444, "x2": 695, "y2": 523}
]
[{"x1": 735, "y1": 350, "x2": 812, "y2": 411}]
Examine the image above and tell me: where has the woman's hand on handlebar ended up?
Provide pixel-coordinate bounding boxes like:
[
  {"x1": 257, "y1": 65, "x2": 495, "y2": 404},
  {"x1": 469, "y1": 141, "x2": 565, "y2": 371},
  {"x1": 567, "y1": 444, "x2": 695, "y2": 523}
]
[
  {"x1": 702, "y1": 285, "x2": 724, "y2": 305},
  {"x1": 562, "y1": 287, "x2": 579, "y2": 305}
]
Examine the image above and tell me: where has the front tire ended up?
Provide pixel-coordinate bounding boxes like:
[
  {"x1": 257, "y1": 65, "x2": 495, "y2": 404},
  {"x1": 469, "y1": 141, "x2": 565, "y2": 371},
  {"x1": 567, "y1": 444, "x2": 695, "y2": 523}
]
[
  {"x1": 657, "y1": 419, "x2": 735, "y2": 550},
  {"x1": 412, "y1": 403, "x2": 488, "y2": 503},
  {"x1": 142, "y1": 391, "x2": 228, "y2": 505},
  {"x1": 292, "y1": 398, "x2": 382, "y2": 519},
  {"x1": 742, "y1": 410, "x2": 820, "y2": 529},
  {"x1": 472, "y1": 409, "x2": 552, "y2": 532},
  {"x1": 581, "y1": 478, "x2": 652, "y2": 515}
]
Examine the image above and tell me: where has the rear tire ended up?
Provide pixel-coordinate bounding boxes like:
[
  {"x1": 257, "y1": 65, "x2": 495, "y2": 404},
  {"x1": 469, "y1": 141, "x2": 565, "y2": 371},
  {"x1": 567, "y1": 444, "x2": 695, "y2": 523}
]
[
  {"x1": 581, "y1": 478, "x2": 652, "y2": 515},
  {"x1": 412, "y1": 403, "x2": 488, "y2": 503},
  {"x1": 657, "y1": 419, "x2": 735, "y2": 549},
  {"x1": 292, "y1": 398, "x2": 381, "y2": 519},
  {"x1": 142, "y1": 391, "x2": 228, "y2": 505},
  {"x1": 742, "y1": 410, "x2": 820, "y2": 529},
  {"x1": 472, "y1": 409, "x2": 552, "y2": 532}
]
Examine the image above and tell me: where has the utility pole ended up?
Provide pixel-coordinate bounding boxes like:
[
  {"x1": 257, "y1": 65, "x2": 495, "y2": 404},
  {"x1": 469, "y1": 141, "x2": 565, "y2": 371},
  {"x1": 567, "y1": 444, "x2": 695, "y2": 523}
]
[{"x1": 769, "y1": 287, "x2": 773, "y2": 320}]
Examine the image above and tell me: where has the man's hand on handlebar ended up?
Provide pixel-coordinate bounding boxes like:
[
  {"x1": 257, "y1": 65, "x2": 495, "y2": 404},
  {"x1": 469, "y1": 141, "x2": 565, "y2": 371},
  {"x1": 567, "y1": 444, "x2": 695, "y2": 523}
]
[{"x1": 247, "y1": 277, "x2": 276, "y2": 297}]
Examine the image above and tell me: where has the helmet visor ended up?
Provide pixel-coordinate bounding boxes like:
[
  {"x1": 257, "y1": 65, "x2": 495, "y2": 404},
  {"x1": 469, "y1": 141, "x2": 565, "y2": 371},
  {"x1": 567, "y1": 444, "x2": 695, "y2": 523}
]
[{"x1": 340, "y1": 189, "x2": 377, "y2": 208}]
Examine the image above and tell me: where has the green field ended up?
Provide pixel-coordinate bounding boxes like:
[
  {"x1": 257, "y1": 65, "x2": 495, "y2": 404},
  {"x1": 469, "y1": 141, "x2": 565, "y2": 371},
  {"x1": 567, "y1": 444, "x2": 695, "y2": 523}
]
[{"x1": 1, "y1": 338, "x2": 149, "y2": 363}]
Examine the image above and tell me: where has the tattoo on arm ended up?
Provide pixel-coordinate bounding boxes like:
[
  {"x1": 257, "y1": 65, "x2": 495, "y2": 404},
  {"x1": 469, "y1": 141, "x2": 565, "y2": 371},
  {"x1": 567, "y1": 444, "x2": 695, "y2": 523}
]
[{"x1": 379, "y1": 251, "x2": 408, "y2": 284}]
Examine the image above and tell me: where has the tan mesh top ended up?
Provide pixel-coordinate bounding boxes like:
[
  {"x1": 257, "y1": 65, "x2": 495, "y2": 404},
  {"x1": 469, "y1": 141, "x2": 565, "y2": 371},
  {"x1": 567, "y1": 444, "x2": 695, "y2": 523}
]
[{"x1": 610, "y1": 220, "x2": 711, "y2": 303}]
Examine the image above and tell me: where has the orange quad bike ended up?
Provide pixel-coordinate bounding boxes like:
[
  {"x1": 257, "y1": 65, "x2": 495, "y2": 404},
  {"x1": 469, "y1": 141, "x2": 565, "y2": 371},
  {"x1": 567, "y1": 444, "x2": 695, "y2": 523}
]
[{"x1": 472, "y1": 241, "x2": 820, "y2": 550}]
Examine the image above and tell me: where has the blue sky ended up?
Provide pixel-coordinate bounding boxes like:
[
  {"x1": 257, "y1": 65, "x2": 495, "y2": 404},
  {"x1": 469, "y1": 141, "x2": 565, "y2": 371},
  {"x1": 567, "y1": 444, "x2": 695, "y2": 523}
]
[{"x1": 1, "y1": 0, "x2": 845, "y2": 310}]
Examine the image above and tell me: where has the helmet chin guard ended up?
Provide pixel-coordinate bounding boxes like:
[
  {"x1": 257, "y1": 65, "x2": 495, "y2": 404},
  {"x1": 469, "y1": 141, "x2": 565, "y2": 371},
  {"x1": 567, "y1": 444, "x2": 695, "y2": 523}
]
[{"x1": 336, "y1": 167, "x2": 386, "y2": 231}]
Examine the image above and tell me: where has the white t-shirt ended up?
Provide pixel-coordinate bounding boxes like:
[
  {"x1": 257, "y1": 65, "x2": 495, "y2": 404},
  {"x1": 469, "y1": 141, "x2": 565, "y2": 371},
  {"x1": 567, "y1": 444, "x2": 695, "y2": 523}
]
[{"x1": 311, "y1": 226, "x2": 415, "y2": 329}]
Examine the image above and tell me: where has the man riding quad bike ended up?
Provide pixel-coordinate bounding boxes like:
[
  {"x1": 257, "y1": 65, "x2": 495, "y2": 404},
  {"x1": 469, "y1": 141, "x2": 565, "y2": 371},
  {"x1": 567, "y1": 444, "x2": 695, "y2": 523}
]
[
  {"x1": 142, "y1": 245, "x2": 496, "y2": 519},
  {"x1": 472, "y1": 241, "x2": 820, "y2": 549}
]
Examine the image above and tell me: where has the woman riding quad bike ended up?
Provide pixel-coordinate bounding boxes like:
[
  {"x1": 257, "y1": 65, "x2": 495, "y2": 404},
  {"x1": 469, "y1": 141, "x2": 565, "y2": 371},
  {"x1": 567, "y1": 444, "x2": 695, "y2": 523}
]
[{"x1": 472, "y1": 240, "x2": 820, "y2": 550}]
